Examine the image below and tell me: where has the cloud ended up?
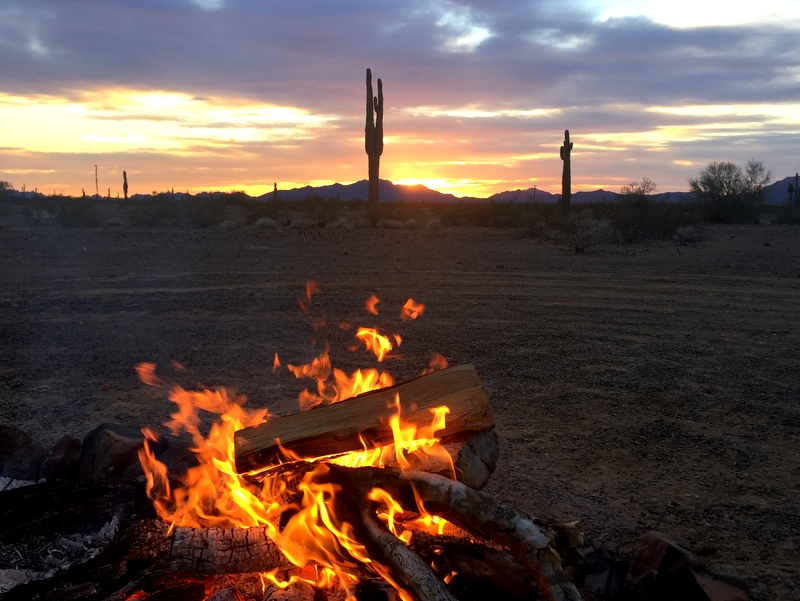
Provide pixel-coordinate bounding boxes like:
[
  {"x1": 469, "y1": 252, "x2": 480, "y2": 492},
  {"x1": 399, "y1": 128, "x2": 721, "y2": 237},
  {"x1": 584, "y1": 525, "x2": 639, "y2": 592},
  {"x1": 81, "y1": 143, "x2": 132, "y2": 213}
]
[{"x1": 0, "y1": 1, "x2": 798, "y2": 196}]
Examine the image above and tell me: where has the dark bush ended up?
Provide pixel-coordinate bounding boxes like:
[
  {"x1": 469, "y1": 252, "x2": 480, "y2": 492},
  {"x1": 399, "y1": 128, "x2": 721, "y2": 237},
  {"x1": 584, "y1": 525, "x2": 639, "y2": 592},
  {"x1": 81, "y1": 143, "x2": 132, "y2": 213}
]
[
  {"x1": 769, "y1": 206, "x2": 800, "y2": 225},
  {"x1": 595, "y1": 199, "x2": 698, "y2": 242},
  {"x1": 55, "y1": 199, "x2": 101, "y2": 228},
  {"x1": 182, "y1": 197, "x2": 226, "y2": 228},
  {"x1": 127, "y1": 199, "x2": 182, "y2": 227}
]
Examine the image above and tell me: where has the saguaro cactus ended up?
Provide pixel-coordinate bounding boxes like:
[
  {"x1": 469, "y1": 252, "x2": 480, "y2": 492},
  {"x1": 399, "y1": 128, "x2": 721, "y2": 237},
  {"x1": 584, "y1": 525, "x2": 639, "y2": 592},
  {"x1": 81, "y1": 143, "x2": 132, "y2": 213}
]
[
  {"x1": 560, "y1": 129, "x2": 573, "y2": 216},
  {"x1": 123, "y1": 171, "x2": 128, "y2": 199},
  {"x1": 365, "y1": 68, "x2": 384, "y2": 209}
]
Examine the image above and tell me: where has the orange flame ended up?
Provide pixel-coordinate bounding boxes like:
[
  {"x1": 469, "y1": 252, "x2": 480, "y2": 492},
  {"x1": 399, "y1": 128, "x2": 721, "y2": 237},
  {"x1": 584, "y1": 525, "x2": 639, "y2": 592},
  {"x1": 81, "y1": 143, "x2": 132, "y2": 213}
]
[
  {"x1": 136, "y1": 288, "x2": 459, "y2": 600},
  {"x1": 354, "y1": 327, "x2": 400, "y2": 362},
  {"x1": 135, "y1": 362, "x2": 162, "y2": 387},
  {"x1": 400, "y1": 298, "x2": 425, "y2": 321},
  {"x1": 298, "y1": 280, "x2": 322, "y2": 314},
  {"x1": 287, "y1": 348, "x2": 394, "y2": 410},
  {"x1": 365, "y1": 294, "x2": 380, "y2": 315},
  {"x1": 423, "y1": 353, "x2": 449, "y2": 374},
  {"x1": 137, "y1": 385, "x2": 274, "y2": 531}
]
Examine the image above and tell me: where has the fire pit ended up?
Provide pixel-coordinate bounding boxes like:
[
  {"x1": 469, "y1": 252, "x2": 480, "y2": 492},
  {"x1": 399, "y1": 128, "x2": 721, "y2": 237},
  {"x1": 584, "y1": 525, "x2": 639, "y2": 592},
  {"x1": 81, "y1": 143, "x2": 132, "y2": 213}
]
[
  {"x1": 0, "y1": 281, "x2": 751, "y2": 601},
  {"x1": 130, "y1": 285, "x2": 582, "y2": 600}
]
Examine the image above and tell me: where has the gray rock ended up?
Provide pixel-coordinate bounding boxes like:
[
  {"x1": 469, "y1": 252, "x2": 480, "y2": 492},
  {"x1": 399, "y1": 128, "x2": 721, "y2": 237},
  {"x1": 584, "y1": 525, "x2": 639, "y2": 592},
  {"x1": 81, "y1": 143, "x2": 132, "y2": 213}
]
[
  {"x1": 39, "y1": 434, "x2": 82, "y2": 481},
  {"x1": 624, "y1": 531, "x2": 749, "y2": 601},
  {"x1": 0, "y1": 426, "x2": 47, "y2": 480},
  {"x1": 77, "y1": 423, "x2": 149, "y2": 480}
]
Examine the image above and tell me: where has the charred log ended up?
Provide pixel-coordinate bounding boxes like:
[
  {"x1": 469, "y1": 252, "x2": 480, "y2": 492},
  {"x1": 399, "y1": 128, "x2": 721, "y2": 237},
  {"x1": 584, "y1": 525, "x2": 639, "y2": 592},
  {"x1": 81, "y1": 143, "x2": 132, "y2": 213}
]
[{"x1": 170, "y1": 526, "x2": 291, "y2": 574}]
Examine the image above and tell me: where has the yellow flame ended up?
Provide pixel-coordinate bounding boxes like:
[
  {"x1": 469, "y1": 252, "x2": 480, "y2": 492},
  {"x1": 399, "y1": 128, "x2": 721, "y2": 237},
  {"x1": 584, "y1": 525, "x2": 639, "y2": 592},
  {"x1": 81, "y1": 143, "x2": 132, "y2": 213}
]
[{"x1": 136, "y1": 290, "x2": 460, "y2": 599}]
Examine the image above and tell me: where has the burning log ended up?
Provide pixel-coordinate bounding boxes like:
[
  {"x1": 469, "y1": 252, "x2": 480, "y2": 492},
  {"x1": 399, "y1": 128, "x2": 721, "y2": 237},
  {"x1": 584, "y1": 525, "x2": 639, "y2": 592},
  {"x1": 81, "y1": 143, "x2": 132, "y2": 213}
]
[
  {"x1": 234, "y1": 364, "x2": 494, "y2": 474},
  {"x1": 168, "y1": 463, "x2": 582, "y2": 601},
  {"x1": 170, "y1": 526, "x2": 291, "y2": 574},
  {"x1": 409, "y1": 531, "x2": 542, "y2": 601},
  {"x1": 317, "y1": 465, "x2": 583, "y2": 601},
  {"x1": 140, "y1": 358, "x2": 582, "y2": 599},
  {"x1": 350, "y1": 510, "x2": 459, "y2": 601}
]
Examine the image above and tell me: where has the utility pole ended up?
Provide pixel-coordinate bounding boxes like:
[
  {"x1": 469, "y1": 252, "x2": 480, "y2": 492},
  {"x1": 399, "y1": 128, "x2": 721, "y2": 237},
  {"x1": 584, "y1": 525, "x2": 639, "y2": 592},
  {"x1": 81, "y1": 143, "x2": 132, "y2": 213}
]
[{"x1": 94, "y1": 165, "x2": 99, "y2": 197}]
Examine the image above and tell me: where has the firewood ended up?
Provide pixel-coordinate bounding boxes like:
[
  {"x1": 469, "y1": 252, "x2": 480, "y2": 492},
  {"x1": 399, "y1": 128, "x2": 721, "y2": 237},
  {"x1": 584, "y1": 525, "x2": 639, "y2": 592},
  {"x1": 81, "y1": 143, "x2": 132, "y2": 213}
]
[
  {"x1": 329, "y1": 493, "x2": 459, "y2": 601},
  {"x1": 444, "y1": 427, "x2": 499, "y2": 490},
  {"x1": 170, "y1": 526, "x2": 292, "y2": 574},
  {"x1": 263, "y1": 581, "x2": 315, "y2": 601},
  {"x1": 167, "y1": 464, "x2": 581, "y2": 600},
  {"x1": 319, "y1": 465, "x2": 583, "y2": 601},
  {"x1": 409, "y1": 531, "x2": 539, "y2": 601},
  {"x1": 234, "y1": 364, "x2": 494, "y2": 474}
]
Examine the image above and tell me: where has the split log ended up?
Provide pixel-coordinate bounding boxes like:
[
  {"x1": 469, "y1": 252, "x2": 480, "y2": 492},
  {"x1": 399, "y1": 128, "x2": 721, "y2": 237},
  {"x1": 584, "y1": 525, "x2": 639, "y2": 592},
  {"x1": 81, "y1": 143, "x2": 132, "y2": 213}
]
[
  {"x1": 444, "y1": 427, "x2": 499, "y2": 490},
  {"x1": 170, "y1": 526, "x2": 292, "y2": 574},
  {"x1": 235, "y1": 364, "x2": 494, "y2": 474},
  {"x1": 318, "y1": 465, "x2": 583, "y2": 601},
  {"x1": 329, "y1": 490, "x2": 459, "y2": 601}
]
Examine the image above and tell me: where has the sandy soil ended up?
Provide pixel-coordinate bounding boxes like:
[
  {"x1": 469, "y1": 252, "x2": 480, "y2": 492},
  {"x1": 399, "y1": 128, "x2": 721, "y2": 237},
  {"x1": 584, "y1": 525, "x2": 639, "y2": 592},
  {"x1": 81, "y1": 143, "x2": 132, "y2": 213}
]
[{"x1": 0, "y1": 220, "x2": 798, "y2": 599}]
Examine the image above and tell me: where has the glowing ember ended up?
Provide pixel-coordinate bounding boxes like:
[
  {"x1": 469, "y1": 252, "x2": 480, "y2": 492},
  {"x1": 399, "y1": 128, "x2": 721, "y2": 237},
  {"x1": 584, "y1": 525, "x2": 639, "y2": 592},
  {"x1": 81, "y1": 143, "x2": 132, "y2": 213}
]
[{"x1": 400, "y1": 298, "x2": 425, "y2": 321}]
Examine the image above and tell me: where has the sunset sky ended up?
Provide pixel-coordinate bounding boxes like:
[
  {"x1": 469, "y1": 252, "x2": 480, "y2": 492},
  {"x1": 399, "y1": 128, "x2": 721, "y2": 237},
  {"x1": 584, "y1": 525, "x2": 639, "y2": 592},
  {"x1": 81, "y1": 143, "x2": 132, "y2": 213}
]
[{"x1": 1, "y1": 1, "x2": 798, "y2": 199}]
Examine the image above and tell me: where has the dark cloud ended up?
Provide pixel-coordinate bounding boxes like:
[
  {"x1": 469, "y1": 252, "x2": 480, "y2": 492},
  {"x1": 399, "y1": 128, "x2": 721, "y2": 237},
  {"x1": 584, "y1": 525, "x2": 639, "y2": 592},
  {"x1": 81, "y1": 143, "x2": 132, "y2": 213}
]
[
  {"x1": 2, "y1": 1, "x2": 797, "y2": 109},
  {"x1": 1, "y1": 0, "x2": 798, "y2": 194}
]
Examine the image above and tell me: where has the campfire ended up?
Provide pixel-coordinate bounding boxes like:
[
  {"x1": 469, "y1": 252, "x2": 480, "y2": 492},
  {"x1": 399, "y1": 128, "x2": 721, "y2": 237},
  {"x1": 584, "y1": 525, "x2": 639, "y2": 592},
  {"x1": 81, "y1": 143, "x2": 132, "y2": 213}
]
[
  {"x1": 129, "y1": 282, "x2": 583, "y2": 601},
  {"x1": 1, "y1": 280, "x2": 750, "y2": 601}
]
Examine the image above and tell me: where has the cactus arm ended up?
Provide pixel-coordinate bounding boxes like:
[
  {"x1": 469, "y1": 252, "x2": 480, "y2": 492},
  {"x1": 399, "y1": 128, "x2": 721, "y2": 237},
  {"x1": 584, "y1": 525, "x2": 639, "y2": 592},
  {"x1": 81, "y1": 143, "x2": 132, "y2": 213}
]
[
  {"x1": 374, "y1": 78, "x2": 383, "y2": 156},
  {"x1": 366, "y1": 68, "x2": 375, "y2": 155}
]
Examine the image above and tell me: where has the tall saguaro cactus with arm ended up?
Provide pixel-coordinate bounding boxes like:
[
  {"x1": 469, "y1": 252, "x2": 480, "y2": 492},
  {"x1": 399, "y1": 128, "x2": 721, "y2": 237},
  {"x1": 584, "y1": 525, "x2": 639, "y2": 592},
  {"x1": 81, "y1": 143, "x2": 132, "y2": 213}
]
[
  {"x1": 560, "y1": 129, "x2": 573, "y2": 216},
  {"x1": 365, "y1": 68, "x2": 384, "y2": 213}
]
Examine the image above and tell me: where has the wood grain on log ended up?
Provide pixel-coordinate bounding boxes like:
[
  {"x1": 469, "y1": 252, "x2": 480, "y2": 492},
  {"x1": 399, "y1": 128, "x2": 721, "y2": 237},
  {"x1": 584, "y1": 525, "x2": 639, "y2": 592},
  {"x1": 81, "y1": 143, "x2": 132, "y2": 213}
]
[
  {"x1": 170, "y1": 526, "x2": 292, "y2": 574},
  {"x1": 234, "y1": 364, "x2": 494, "y2": 473}
]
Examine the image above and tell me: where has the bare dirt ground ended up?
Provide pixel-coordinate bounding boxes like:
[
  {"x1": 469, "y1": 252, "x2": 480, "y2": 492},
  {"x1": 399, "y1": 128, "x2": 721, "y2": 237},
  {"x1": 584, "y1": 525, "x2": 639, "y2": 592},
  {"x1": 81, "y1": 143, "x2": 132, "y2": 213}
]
[{"x1": 1, "y1": 219, "x2": 798, "y2": 599}]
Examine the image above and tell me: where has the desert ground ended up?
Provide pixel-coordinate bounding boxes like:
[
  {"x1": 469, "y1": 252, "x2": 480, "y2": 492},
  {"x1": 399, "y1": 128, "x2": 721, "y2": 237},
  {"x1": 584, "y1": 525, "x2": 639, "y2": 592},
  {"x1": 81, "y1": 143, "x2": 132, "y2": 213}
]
[{"x1": 0, "y1": 217, "x2": 798, "y2": 599}]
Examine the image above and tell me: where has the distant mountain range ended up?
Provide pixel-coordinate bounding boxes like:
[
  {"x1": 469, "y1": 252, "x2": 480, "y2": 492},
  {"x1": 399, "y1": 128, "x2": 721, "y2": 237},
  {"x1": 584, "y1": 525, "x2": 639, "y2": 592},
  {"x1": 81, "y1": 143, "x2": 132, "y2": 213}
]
[
  {"x1": 264, "y1": 176, "x2": 798, "y2": 205},
  {"x1": 4, "y1": 176, "x2": 797, "y2": 205}
]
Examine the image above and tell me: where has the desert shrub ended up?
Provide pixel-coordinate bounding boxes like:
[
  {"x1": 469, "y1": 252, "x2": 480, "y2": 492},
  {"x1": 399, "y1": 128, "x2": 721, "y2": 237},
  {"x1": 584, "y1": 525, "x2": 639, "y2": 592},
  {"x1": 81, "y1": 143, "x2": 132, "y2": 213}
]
[
  {"x1": 303, "y1": 195, "x2": 342, "y2": 227},
  {"x1": 127, "y1": 199, "x2": 182, "y2": 227},
  {"x1": 235, "y1": 197, "x2": 289, "y2": 225},
  {"x1": 182, "y1": 197, "x2": 226, "y2": 228},
  {"x1": 564, "y1": 213, "x2": 610, "y2": 253},
  {"x1": 55, "y1": 198, "x2": 101, "y2": 228},
  {"x1": 594, "y1": 198, "x2": 698, "y2": 242},
  {"x1": 253, "y1": 216, "x2": 281, "y2": 230},
  {"x1": 689, "y1": 160, "x2": 770, "y2": 224},
  {"x1": 673, "y1": 225, "x2": 706, "y2": 246},
  {"x1": 770, "y1": 206, "x2": 800, "y2": 225}
]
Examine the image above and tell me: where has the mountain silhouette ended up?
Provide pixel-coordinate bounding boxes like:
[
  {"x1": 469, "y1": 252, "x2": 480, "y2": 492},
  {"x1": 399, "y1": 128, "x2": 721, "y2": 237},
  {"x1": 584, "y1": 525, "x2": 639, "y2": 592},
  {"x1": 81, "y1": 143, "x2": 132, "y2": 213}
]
[{"x1": 264, "y1": 177, "x2": 798, "y2": 205}]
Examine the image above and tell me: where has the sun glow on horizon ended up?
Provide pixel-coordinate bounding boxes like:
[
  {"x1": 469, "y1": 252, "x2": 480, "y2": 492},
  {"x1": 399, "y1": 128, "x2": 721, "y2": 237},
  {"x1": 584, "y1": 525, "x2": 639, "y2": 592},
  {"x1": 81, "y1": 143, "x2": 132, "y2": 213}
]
[
  {"x1": 1, "y1": 87, "x2": 796, "y2": 198},
  {"x1": 0, "y1": 89, "x2": 336, "y2": 155}
]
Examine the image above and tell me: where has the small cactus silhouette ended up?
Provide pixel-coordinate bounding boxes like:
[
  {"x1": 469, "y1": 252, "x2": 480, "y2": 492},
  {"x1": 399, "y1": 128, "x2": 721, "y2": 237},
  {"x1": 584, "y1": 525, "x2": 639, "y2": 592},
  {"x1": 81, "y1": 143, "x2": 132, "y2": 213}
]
[
  {"x1": 365, "y1": 68, "x2": 384, "y2": 209},
  {"x1": 560, "y1": 129, "x2": 573, "y2": 216},
  {"x1": 123, "y1": 171, "x2": 128, "y2": 199}
]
